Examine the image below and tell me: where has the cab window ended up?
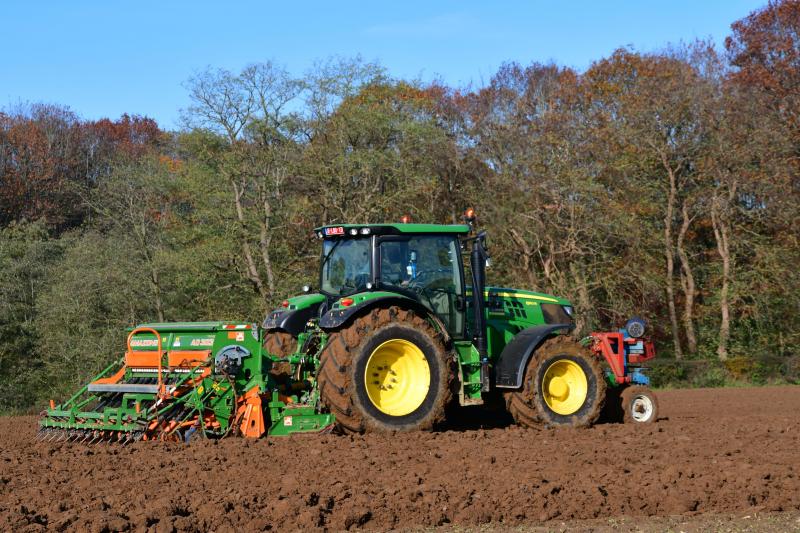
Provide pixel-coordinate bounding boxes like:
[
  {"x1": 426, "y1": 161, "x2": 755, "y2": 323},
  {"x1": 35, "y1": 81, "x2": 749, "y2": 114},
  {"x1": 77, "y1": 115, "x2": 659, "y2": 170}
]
[{"x1": 379, "y1": 235, "x2": 464, "y2": 337}]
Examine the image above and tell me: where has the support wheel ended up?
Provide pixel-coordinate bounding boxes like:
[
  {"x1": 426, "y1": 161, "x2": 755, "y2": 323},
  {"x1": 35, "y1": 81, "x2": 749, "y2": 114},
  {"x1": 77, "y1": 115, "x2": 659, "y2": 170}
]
[
  {"x1": 317, "y1": 306, "x2": 454, "y2": 433},
  {"x1": 621, "y1": 386, "x2": 658, "y2": 424},
  {"x1": 530, "y1": 336, "x2": 606, "y2": 428}
]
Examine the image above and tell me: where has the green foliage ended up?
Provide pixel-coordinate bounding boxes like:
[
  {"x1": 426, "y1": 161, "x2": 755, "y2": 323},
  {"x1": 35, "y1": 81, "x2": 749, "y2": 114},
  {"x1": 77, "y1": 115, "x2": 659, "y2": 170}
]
[
  {"x1": 0, "y1": 221, "x2": 65, "y2": 410},
  {"x1": 647, "y1": 360, "x2": 689, "y2": 388}
]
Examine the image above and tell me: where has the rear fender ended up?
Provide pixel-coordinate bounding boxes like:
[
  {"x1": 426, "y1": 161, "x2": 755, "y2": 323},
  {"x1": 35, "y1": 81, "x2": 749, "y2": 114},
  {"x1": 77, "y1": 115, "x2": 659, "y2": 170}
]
[
  {"x1": 262, "y1": 304, "x2": 322, "y2": 336},
  {"x1": 319, "y1": 295, "x2": 450, "y2": 343},
  {"x1": 494, "y1": 324, "x2": 573, "y2": 388}
]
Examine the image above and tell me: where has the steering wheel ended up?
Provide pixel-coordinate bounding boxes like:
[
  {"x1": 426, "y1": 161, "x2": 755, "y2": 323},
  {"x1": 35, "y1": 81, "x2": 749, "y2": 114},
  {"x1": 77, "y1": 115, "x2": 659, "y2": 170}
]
[{"x1": 407, "y1": 268, "x2": 452, "y2": 288}]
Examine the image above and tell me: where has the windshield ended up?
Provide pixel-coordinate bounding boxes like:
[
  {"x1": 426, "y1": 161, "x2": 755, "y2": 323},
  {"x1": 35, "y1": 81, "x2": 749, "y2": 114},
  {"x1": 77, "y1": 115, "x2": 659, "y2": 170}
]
[{"x1": 320, "y1": 238, "x2": 371, "y2": 296}]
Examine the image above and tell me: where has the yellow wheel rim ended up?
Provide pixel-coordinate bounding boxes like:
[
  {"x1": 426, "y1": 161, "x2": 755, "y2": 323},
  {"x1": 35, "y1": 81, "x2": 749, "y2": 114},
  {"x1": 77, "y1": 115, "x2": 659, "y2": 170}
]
[
  {"x1": 364, "y1": 339, "x2": 430, "y2": 416},
  {"x1": 542, "y1": 359, "x2": 588, "y2": 415}
]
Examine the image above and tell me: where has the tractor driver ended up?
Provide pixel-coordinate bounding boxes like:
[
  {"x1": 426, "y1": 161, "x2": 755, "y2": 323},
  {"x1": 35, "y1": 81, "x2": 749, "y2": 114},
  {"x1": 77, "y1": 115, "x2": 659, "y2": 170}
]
[{"x1": 380, "y1": 242, "x2": 409, "y2": 286}]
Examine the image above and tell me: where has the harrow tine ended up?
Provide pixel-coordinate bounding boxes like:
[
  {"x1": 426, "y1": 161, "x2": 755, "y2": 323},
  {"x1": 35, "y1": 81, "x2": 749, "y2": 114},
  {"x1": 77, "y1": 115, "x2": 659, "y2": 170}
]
[{"x1": 36, "y1": 429, "x2": 45, "y2": 441}]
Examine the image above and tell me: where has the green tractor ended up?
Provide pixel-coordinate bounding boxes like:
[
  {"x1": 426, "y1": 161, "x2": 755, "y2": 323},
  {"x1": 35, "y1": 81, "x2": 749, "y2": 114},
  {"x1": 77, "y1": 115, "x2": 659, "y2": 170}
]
[
  {"x1": 39, "y1": 214, "x2": 656, "y2": 442},
  {"x1": 269, "y1": 213, "x2": 653, "y2": 433}
]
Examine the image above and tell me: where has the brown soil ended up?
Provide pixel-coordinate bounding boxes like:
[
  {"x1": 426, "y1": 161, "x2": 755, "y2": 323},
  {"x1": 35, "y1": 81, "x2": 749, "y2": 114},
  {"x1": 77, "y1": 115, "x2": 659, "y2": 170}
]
[{"x1": 2, "y1": 386, "x2": 799, "y2": 532}]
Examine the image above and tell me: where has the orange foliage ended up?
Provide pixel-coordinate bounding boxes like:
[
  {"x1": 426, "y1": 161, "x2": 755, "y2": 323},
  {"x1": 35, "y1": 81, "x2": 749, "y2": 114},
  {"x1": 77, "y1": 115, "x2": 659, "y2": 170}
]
[{"x1": 0, "y1": 107, "x2": 163, "y2": 231}]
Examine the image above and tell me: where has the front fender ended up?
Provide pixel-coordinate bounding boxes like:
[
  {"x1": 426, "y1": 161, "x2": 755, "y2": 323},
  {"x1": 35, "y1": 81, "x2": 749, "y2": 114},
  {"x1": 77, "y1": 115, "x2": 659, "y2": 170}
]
[{"x1": 494, "y1": 324, "x2": 573, "y2": 388}]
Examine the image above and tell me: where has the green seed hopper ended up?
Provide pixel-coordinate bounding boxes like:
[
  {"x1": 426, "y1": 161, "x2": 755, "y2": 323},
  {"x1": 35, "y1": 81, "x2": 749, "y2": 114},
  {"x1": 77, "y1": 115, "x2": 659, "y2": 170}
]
[{"x1": 38, "y1": 322, "x2": 333, "y2": 443}]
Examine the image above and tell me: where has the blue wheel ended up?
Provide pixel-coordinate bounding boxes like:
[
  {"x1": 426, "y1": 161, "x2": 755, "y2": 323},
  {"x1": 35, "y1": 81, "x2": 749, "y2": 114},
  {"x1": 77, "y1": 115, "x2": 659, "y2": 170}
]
[{"x1": 625, "y1": 317, "x2": 646, "y2": 338}]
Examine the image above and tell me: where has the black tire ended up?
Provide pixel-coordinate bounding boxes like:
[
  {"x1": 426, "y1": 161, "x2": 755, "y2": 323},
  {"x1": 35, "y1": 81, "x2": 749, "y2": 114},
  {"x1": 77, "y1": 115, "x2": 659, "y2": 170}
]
[
  {"x1": 317, "y1": 306, "x2": 454, "y2": 433},
  {"x1": 264, "y1": 331, "x2": 296, "y2": 379},
  {"x1": 621, "y1": 385, "x2": 659, "y2": 424},
  {"x1": 503, "y1": 359, "x2": 541, "y2": 428},
  {"x1": 530, "y1": 336, "x2": 606, "y2": 428}
]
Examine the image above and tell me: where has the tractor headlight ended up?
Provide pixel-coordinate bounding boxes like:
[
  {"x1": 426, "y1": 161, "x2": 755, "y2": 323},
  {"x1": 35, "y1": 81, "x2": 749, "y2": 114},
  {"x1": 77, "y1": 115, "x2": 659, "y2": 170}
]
[
  {"x1": 349, "y1": 228, "x2": 358, "y2": 236},
  {"x1": 562, "y1": 305, "x2": 573, "y2": 317},
  {"x1": 360, "y1": 227, "x2": 371, "y2": 235}
]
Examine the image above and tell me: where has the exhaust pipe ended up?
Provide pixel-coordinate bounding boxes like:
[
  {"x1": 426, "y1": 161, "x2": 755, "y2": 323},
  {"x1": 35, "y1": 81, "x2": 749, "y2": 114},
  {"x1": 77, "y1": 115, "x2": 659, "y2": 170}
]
[{"x1": 470, "y1": 231, "x2": 491, "y2": 392}]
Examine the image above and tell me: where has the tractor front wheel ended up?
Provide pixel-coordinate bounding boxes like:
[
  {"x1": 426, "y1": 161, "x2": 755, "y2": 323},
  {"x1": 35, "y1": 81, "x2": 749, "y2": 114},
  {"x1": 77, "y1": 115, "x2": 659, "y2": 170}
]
[
  {"x1": 531, "y1": 336, "x2": 606, "y2": 428},
  {"x1": 317, "y1": 306, "x2": 454, "y2": 433},
  {"x1": 621, "y1": 386, "x2": 658, "y2": 423}
]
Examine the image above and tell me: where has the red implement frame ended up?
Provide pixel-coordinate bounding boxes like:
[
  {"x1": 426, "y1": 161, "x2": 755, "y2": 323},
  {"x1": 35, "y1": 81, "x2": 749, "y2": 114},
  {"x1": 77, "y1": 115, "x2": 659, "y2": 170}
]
[{"x1": 589, "y1": 332, "x2": 655, "y2": 384}]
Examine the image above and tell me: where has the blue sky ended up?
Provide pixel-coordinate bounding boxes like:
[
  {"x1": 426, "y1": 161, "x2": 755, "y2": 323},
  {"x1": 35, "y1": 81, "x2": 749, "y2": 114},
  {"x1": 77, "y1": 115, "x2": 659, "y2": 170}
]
[{"x1": 2, "y1": 1, "x2": 765, "y2": 129}]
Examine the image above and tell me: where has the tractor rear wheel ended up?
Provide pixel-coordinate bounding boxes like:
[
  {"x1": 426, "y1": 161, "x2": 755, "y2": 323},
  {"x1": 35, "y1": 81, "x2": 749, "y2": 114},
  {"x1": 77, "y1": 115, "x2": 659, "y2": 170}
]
[
  {"x1": 621, "y1": 386, "x2": 658, "y2": 423},
  {"x1": 528, "y1": 336, "x2": 606, "y2": 428},
  {"x1": 317, "y1": 306, "x2": 454, "y2": 433},
  {"x1": 264, "y1": 331, "x2": 296, "y2": 379}
]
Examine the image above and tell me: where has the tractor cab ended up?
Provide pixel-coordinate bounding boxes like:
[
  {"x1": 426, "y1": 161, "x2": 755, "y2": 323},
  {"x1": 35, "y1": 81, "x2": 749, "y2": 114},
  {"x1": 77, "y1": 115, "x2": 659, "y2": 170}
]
[{"x1": 314, "y1": 223, "x2": 471, "y2": 338}]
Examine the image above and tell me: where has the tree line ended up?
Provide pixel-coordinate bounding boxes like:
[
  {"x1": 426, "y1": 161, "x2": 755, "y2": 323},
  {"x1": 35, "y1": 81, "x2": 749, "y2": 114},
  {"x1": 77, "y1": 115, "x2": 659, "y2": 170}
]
[{"x1": 1, "y1": 1, "x2": 798, "y2": 410}]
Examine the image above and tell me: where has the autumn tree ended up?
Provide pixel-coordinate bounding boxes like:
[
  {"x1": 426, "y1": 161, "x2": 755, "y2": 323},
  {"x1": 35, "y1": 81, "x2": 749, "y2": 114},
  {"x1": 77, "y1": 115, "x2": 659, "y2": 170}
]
[{"x1": 184, "y1": 61, "x2": 318, "y2": 308}]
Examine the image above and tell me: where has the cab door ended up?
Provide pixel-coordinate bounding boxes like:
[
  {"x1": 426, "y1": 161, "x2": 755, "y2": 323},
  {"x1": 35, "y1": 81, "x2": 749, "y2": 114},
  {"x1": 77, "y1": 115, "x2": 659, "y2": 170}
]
[{"x1": 377, "y1": 235, "x2": 466, "y2": 339}]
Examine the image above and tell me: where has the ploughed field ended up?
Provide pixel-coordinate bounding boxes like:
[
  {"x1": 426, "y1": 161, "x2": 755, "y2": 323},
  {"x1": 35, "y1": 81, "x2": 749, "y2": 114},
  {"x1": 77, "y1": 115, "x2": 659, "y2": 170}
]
[{"x1": 1, "y1": 386, "x2": 799, "y2": 532}]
